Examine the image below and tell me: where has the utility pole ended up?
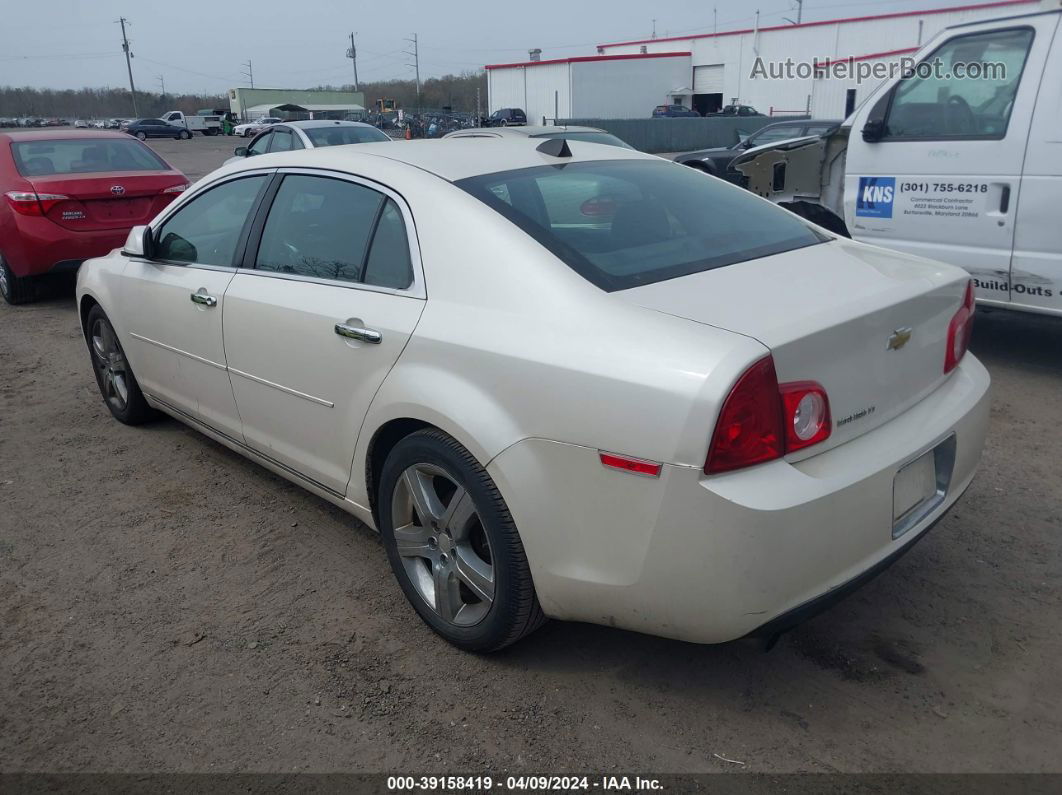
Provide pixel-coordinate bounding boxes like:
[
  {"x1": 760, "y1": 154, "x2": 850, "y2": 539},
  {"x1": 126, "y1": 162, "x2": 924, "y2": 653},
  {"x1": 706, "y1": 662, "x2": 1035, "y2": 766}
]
[
  {"x1": 346, "y1": 32, "x2": 359, "y2": 91},
  {"x1": 795, "y1": 0, "x2": 803, "y2": 24},
  {"x1": 116, "y1": 17, "x2": 138, "y2": 117},
  {"x1": 651, "y1": 18, "x2": 657, "y2": 39},
  {"x1": 156, "y1": 74, "x2": 165, "y2": 100},
  {"x1": 241, "y1": 60, "x2": 254, "y2": 88},
  {"x1": 405, "y1": 33, "x2": 420, "y2": 110},
  {"x1": 713, "y1": 6, "x2": 718, "y2": 34}
]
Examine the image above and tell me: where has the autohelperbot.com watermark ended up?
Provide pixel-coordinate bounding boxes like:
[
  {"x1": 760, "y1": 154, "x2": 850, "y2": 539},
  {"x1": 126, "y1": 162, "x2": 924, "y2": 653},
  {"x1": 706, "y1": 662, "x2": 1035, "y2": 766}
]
[{"x1": 750, "y1": 55, "x2": 1008, "y2": 85}]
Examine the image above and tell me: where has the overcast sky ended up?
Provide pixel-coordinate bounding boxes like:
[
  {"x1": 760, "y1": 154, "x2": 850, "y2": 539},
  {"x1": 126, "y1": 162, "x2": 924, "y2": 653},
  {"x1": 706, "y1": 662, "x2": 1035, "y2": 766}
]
[{"x1": 0, "y1": 0, "x2": 1003, "y2": 94}]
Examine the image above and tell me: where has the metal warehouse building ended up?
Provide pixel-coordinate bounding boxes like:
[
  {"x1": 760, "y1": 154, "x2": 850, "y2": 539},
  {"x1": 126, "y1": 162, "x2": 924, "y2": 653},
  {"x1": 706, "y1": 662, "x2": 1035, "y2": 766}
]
[{"x1": 487, "y1": 0, "x2": 1039, "y2": 122}]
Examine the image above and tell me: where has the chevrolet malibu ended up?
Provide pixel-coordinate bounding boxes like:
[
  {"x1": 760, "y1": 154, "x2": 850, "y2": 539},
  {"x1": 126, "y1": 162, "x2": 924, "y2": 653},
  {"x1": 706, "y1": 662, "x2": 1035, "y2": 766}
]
[{"x1": 75, "y1": 139, "x2": 990, "y2": 651}]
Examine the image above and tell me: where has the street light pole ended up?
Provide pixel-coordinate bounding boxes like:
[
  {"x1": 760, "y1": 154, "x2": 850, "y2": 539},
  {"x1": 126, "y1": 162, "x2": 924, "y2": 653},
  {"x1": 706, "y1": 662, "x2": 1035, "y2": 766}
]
[{"x1": 117, "y1": 17, "x2": 138, "y2": 117}]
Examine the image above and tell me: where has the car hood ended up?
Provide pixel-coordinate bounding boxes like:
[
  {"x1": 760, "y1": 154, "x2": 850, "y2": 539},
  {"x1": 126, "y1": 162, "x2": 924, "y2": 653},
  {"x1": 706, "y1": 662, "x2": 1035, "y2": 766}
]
[{"x1": 674, "y1": 146, "x2": 735, "y2": 161}]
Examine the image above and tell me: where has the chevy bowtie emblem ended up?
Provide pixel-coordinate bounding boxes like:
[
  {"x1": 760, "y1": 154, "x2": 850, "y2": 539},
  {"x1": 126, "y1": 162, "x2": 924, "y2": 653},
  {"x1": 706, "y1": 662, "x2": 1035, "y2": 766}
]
[
  {"x1": 887, "y1": 327, "x2": 913, "y2": 351},
  {"x1": 110, "y1": 185, "x2": 126, "y2": 196}
]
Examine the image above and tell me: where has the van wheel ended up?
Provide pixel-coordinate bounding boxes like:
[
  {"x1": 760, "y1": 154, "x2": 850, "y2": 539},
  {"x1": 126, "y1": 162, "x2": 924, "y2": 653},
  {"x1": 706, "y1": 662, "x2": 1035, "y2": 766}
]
[
  {"x1": 378, "y1": 429, "x2": 546, "y2": 652},
  {"x1": 0, "y1": 254, "x2": 36, "y2": 305},
  {"x1": 85, "y1": 306, "x2": 157, "y2": 425}
]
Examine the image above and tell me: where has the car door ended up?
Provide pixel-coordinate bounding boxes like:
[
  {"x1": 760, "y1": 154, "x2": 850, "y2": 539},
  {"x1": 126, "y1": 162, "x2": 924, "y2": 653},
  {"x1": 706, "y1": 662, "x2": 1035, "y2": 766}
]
[
  {"x1": 222, "y1": 170, "x2": 426, "y2": 496},
  {"x1": 844, "y1": 20, "x2": 1051, "y2": 304},
  {"x1": 119, "y1": 172, "x2": 271, "y2": 438}
]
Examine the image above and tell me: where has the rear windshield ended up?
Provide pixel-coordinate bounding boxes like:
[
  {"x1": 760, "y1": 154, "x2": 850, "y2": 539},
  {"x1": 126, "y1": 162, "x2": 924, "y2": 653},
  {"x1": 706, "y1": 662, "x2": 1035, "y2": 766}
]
[
  {"x1": 532, "y1": 132, "x2": 633, "y2": 149},
  {"x1": 456, "y1": 159, "x2": 826, "y2": 291},
  {"x1": 303, "y1": 126, "x2": 390, "y2": 147},
  {"x1": 11, "y1": 138, "x2": 168, "y2": 177}
]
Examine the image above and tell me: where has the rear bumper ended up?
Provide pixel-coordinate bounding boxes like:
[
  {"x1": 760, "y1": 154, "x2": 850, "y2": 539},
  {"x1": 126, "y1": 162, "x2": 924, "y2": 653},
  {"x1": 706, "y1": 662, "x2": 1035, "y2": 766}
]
[
  {"x1": 3, "y1": 217, "x2": 130, "y2": 277},
  {"x1": 488, "y1": 355, "x2": 991, "y2": 644}
]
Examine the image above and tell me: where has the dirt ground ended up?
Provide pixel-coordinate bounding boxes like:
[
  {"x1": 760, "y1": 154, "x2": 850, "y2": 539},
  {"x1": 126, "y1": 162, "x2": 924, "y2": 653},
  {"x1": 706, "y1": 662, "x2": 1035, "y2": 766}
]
[{"x1": 1, "y1": 136, "x2": 1060, "y2": 774}]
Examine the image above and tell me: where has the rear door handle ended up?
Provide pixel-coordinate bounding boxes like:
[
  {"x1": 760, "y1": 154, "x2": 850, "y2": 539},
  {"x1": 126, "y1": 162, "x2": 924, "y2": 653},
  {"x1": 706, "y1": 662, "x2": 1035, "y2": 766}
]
[
  {"x1": 190, "y1": 292, "x2": 217, "y2": 307},
  {"x1": 335, "y1": 322, "x2": 382, "y2": 344}
]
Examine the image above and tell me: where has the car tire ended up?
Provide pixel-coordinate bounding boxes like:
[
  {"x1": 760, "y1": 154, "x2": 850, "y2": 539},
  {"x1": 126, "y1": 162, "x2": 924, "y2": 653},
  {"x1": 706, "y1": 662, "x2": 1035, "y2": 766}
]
[
  {"x1": 180, "y1": 130, "x2": 191, "y2": 140},
  {"x1": 377, "y1": 429, "x2": 546, "y2": 652},
  {"x1": 84, "y1": 305, "x2": 157, "y2": 425},
  {"x1": 243, "y1": 130, "x2": 252, "y2": 137},
  {"x1": 0, "y1": 253, "x2": 36, "y2": 305},
  {"x1": 135, "y1": 131, "x2": 147, "y2": 140}
]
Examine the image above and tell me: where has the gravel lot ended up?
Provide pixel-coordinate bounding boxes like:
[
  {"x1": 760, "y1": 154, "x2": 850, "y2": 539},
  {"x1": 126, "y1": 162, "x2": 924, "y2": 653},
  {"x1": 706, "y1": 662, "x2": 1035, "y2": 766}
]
[{"x1": 1, "y1": 135, "x2": 1060, "y2": 774}]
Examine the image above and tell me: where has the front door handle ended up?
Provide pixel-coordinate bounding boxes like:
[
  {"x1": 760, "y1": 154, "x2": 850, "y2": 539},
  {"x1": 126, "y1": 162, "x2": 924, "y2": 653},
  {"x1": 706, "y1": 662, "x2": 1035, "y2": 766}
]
[
  {"x1": 335, "y1": 322, "x2": 382, "y2": 344},
  {"x1": 190, "y1": 292, "x2": 218, "y2": 307}
]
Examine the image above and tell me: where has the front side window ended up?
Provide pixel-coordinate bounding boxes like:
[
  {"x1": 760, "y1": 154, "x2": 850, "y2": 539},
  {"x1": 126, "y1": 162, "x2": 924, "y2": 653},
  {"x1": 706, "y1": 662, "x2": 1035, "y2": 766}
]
[
  {"x1": 12, "y1": 138, "x2": 169, "y2": 176},
  {"x1": 248, "y1": 132, "x2": 272, "y2": 156},
  {"x1": 457, "y1": 160, "x2": 825, "y2": 292},
  {"x1": 255, "y1": 175, "x2": 398, "y2": 285},
  {"x1": 154, "y1": 175, "x2": 266, "y2": 266},
  {"x1": 269, "y1": 129, "x2": 294, "y2": 152},
  {"x1": 884, "y1": 27, "x2": 1033, "y2": 140}
]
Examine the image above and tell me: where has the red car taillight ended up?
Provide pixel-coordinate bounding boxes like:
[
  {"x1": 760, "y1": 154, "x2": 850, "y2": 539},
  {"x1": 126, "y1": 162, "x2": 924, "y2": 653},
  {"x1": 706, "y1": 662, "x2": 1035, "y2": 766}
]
[
  {"x1": 705, "y1": 356, "x2": 832, "y2": 475},
  {"x1": 4, "y1": 190, "x2": 70, "y2": 216},
  {"x1": 944, "y1": 279, "x2": 975, "y2": 374}
]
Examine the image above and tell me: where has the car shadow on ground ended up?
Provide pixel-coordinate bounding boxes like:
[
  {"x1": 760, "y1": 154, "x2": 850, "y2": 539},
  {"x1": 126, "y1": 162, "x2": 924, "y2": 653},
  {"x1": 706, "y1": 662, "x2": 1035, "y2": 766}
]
[{"x1": 970, "y1": 306, "x2": 1062, "y2": 377}]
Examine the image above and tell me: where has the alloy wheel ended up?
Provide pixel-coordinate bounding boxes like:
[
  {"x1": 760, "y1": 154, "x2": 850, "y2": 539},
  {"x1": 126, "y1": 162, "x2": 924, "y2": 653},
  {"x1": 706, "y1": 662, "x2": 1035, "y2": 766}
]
[
  {"x1": 91, "y1": 318, "x2": 130, "y2": 412},
  {"x1": 0, "y1": 261, "x2": 9, "y2": 299},
  {"x1": 390, "y1": 463, "x2": 495, "y2": 626}
]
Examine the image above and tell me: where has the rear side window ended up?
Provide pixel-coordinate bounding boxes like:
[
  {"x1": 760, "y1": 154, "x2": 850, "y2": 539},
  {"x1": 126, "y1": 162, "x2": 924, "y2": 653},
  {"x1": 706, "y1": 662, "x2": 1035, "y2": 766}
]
[
  {"x1": 457, "y1": 160, "x2": 825, "y2": 292},
  {"x1": 11, "y1": 138, "x2": 169, "y2": 176},
  {"x1": 303, "y1": 125, "x2": 390, "y2": 146},
  {"x1": 254, "y1": 174, "x2": 413, "y2": 289},
  {"x1": 154, "y1": 175, "x2": 267, "y2": 266}
]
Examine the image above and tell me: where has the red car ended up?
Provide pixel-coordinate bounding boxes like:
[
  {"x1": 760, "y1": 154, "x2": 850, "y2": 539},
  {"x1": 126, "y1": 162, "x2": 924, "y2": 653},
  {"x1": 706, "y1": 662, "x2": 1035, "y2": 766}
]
[{"x1": 1, "y1": 130, "x2": 187, "y2": 304}]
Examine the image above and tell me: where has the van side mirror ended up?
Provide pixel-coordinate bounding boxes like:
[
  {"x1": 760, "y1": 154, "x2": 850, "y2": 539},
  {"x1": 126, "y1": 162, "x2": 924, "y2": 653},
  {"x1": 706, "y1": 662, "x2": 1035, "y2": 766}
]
[
  {"x1": 122, "y1": 225, "x2": 154, "y2": 259},
  {"x1": 861, "y1": 119, "x2": 885, "y2": 142},
  {"x1": 234, "y1": 146, "x2": 248, "y2": 157}
]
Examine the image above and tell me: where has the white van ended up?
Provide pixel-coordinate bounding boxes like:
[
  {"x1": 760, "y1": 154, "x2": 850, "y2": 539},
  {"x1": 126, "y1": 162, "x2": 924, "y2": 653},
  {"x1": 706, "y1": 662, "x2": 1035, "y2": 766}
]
[{"x1": 733, "y1": 0, "x2": 1062, "y2": 317}]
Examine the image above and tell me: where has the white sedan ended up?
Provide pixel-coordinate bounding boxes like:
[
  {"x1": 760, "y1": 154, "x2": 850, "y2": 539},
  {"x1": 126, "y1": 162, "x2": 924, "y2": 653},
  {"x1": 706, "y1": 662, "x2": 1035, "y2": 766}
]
[
  {"x1": 75, "y1": 138, "x2": 990, "y2": 651},
  {"x1": 233, "y1": 116, "x2": 282, "y2": 137}
]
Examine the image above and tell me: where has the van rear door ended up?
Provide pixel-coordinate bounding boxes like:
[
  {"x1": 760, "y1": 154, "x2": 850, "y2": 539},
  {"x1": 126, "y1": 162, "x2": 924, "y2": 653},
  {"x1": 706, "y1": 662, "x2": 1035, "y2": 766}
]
[{"x1": 843, "y1": 14, "x2": 1056, "y2": 308}]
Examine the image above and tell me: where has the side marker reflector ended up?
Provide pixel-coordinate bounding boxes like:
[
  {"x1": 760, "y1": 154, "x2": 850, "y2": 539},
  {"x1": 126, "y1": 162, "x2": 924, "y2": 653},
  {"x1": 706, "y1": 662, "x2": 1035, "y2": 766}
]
[{"x1": 599, "y1": 452, "x2": 662, "y2": 477}]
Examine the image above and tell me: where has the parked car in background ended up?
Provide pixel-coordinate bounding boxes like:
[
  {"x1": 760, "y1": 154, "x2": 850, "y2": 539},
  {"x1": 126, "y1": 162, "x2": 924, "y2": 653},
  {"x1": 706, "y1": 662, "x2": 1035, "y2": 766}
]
[
  {"x1": 124, "y1": 118, "x2": 190, "y2": 140},
  {"x1": 234, "y1": 117, "x2": 282, "y2": 137},
  {"x1": 652, "y1": 105, "x2": 700, "y2": 118},
  {"x1": 161, "y1": 110, "x2": 222, "y2": 136},
  {"x1": 0, "y1": 129, "x2": 187, "y2": 304},
  {"x1": 224, "y1": 120, "x2": 391, "y2": 164},
  {"x1": 74, "y1": 120, "x2": 90, "y2": 129},
  {"x1": 675, "y1": 119, "x2": 843, "y2": 180},
  {"x1": 708, "y1": 104, "x2": 765, "y2": 118},
  {"x1": 485, "y1": 108, "x2": 527, "y2": 127},
  {"x1": 444, "y1": 124, "x2": 633, "y2": 149},
  {"x1": 76, "y1": 138, "x2": 988, "y2": 652}
]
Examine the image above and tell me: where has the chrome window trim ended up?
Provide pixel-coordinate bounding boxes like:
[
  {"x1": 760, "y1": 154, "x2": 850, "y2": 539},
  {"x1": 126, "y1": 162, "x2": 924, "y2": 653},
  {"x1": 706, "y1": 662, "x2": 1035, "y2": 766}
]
[{"x1": 243, "y1": 166, "x2": 426, "y2": 299}]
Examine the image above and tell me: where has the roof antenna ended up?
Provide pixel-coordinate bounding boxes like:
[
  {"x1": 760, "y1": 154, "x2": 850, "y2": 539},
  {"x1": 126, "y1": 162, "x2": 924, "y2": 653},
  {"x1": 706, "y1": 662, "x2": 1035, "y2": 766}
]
[{"x1": 536, "y1": 138, "x2": 572, "y2": 158}]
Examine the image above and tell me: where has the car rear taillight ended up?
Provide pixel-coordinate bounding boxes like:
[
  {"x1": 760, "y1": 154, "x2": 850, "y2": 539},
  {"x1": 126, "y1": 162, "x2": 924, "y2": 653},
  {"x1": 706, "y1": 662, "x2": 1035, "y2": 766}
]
[
  {"x1": 944, "y1": 279, "x2": 975, "y2": 374},
  {"x1": 705, "y1": 355, "x2": 832, "y2": 475},
  {"x1": 705, "y1": 357, "x2": 785, "y2": 474},
  {"x1": 4, "y1": 190, "x2": 70, "y2": 216},
  {"x1": 780, "y1": 381, "x2": 831, "y2": 452},
  {"x1": 162, "y1": 183, "x2": 189, "y2": 194}
]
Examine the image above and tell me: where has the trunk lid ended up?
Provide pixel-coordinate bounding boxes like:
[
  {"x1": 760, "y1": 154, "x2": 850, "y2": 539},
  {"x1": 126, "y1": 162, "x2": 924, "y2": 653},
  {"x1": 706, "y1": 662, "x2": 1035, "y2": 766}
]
[
  {"x1": 619, "y1": 239, "x2": 970, "y2": 455},
  {"x1": 27, "y1": 171, "x2": 184, "y2": 231}
]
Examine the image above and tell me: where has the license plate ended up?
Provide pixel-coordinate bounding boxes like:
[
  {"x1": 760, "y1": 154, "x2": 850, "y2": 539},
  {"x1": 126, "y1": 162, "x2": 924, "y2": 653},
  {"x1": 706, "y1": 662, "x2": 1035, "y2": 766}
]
[{"x1": 893, "y1": 450, "x2": 937, "y2": 522}]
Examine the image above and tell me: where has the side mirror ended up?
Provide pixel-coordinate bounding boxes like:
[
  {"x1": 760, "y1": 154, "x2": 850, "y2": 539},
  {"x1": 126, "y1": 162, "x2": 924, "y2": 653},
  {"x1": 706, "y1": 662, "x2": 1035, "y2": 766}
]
[
  {"x1": 861, "y1": 119, "x2": 885, "y2": 142},
  {"x1": 122, "y1": 225, "x2": 153, "y2": 259},
  {"x1": 234, "y1": 146, "x2": 248, "y2": 157}
]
